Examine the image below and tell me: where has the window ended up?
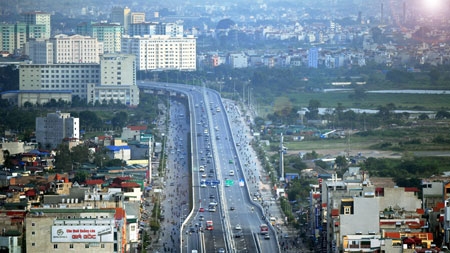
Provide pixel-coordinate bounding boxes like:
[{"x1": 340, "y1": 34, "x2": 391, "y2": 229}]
[
  {"x1": 32, "y1": 243, "x2": 35, "y2": 246},
  {"x1": 32, "y1": 231, "x2": 35, "y2": 235},
  {"x1": 32, "y1": 222, "x2": 35, "y2": 226},
  {"x1": 85, "y1": 244, "x2": 89, "y2": 248},
  {"x1": 101, "y1": 244, "x2": 105, "y2": 248},
  {"x1": 54, "y1": 244, "x2": 58, "y2": 249},
  {"x1": 69, "y1": 244, "x2": 74, "y2": 249},
  {"x1": 344, "y1": 206, "x2": 351, "y2": 215}
]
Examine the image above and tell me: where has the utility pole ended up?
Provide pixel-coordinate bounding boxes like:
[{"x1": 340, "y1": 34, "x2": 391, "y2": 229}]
[{"x1": 279, "y1": 133, "x2": 285, "y2": 182}]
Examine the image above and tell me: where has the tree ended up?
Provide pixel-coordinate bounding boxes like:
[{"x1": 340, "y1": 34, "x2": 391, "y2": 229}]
[
  {"x1": 112, "y1": 111, "x2": 128, "y2": 128},
  {"x1": 54, "y1": 144, "x2": 72, "y2": 172},
  {"x1": 305, "y1": 99, "x2": 320, "y2": 120},
  {"x1": 73, "y1": 170, "x2": 90, "y2": 184},
  {"x1": 335, "y1": 156, "x2": 348, "y2": 171}
]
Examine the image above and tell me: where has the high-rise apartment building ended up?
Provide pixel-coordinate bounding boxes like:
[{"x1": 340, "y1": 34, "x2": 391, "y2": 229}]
[
  {"x1": 100, "y1": 54, "x2": 136, "y2": 86},
  {"x1": 128, "y1": 22, "x2": 183, "y2": 37},
  {"x1": 0, "y1": 23, "x2": 46, "y2": 54},
  {"x1": 25, "y1": 38, "x2": 54, "y2": 64},
  {"x1": 26, "y1": 35, "x2": 103, "y2": 64},
  {"x1": 21, "y1": 11, "x2": 51, "y2": 39},
  {"x1": 110, "y1": 7, "x2": 131, "y2": 34},
  {"x1": 86, "y1": 54, "x2": 139, "y2": 106},
  {"x1": 51, "y1": 34, "x2": 103, "y2": 64},
  {"x1": 0, "y1": 24, "x2": 16, "y2": 54},
  {"x1": 121, "y1": 35, "x2": 196, "y2": 71},
  {"x1": 76, "y1": 22, "x2": 122, "y2": 53},
  {"x1": 308, "y1": 47, "x2": 319, "y2": 68},
  {"x1": 35, "y1": 111, "x2": 79, "y2": 149}
]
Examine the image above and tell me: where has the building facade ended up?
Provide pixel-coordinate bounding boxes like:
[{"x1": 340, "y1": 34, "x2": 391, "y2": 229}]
[
  {"x1": 127, "y1": 22, "x2": 184, "y2": 37},
  {"x1": 25, "y1": 38, "x2": 54, "y2": 64},
  {"x1": 51, "y1": 34, "x2": 103, "y2": 64},
  {"x1": 121, "y1": 35, "x2": 196, "y2": 71},
  {"x1": 25, "y1": 208, "x2": 123, "y2": 253},
  {"x1": 35, "y1": 111, "x2": 79, "y2": 149},
  {"x1": 21, "y1": 11, "x2": 51, "y2": 39},
  {"x1": 0, "y1": 23, "x2": 46, "y2": 54},
  {"x1": 19, "y1": 62, "x2": 100, "y2": 100},
  {"x1": 77, "y1": 22, "x2": 123, "y2": 53},
  {"x1": 110, "y1": 7, "x2": 131, "y2": 35}
]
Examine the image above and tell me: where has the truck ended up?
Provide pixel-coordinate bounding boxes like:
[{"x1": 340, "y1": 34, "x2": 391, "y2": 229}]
[{"x1": 206, "y1": 220, "x2": 213, "y2": 231}]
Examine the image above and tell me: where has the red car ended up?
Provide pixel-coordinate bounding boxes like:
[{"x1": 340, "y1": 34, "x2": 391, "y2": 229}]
[{"x1": 199, "y1": 207, "x2": 205, "y2": 212}]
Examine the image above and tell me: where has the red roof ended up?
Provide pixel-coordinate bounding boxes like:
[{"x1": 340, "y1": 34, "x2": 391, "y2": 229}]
[
  {"x1": 85, "y1": 179, "x2": 104, "y2": 185},
  {"x1": 115, "y1": 208, "x2": 125, "y2": 220},
  {"x1": 404, "y1": 187, "x2": 420, "y2": 192},
  {"x1": 25, "y1": 189, "x2": 37, "y2": 197},
  {"x1": 127, "y1": 126, "x2": 147, "y2": 131}
]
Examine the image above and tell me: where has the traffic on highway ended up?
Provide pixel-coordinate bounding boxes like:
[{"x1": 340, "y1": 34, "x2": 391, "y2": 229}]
[{"x1": 139, "y1": 81, "x2": 280, "y2": 253}]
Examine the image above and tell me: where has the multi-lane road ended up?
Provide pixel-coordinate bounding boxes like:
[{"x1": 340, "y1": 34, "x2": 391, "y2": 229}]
[{"x1": 139, "y1": 81, "x2": 279, "y2": 253}]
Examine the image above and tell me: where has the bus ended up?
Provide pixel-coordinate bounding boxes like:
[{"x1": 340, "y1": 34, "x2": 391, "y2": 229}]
[
  {"x1": 260, "y1": 224, "x2": 269, "y2": 235},
  {"x1": 206, "y1": 220, "x2": 214, "y2": 231}
]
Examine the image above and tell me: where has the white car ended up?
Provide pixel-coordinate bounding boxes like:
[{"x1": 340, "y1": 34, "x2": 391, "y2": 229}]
[
  {"x1": 229, "y1": 170, "x2": 235, "y2": 176},
  {"x1": 235, "y1": 224, "x2": 242, "y2": 230}
]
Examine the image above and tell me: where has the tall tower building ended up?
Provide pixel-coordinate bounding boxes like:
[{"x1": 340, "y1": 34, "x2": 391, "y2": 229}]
[
  {"x1": 77, "y1": 22, "x2": 122, "y2": 53},
  {"x1": 110, "y1": 7, "x2": 131, "y2": 35},
  {"x1": 308, "y1": 47, "x2": 319, "y2": 68},
  {"x1": 21, "y1": 11, "x2": 51, "y2": 39},
  {"x1": 121, "y1": 35, "x2": 196, "y2": 71}
]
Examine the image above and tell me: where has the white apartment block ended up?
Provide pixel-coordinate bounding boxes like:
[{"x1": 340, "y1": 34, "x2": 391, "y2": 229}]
[
  {"x1": 36, "y1": 111, "x2": 79, "y2": 149},
  {"x1": 51, "y1": 34, "x2": 103, "y2": 64},
  {"x1": 128, "y1": 22, "x2": 183, "y2": 37},
  {"x1": 18, "y1": 53, "x2": 136, "y2": 106},
  {"x1": 19, "y1": 62, "x2": 100, "y2": 100},
  {"x1": 25, "y1": 35, "x2": 103, "y2": 64},
  {"x1": 121, "y1": 35, "x2": 196, "y2": 71},
  {"x1": 100, "y1": 54, "x2": 136, "y2": 85}
]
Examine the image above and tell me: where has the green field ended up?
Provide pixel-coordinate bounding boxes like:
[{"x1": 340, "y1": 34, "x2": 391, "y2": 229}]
[{"x1": 255, "y1": 92, "x2": 450, "y2": 117}]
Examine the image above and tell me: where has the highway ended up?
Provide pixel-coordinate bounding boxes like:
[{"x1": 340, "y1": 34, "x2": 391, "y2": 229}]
[{"x1": 138, "y1": 81, "x2": 280, "y2": 253}]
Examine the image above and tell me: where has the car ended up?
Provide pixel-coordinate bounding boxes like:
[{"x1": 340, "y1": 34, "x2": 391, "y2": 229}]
[
  {"x1": 234, "y1": 231, "x2": 243, "y2": 238},
  {"x1": 218, "y1": 248, "x2": 225, "y2": 253},
  {"x1": 199, "y1": 215, "x2": 204, "y2": 221},
  {"x1": 264, "y1": 234, "x2": 270, "y2": 240},
  {"x1": 199, "y1": 207, "x2": 205, "y2": 212},
  {"x1": 230, "y1": 206, "x2": 235, "y2": 211},
  {"x1": 201, "y1": 173, "x2": 207, "y2": 178},
  {"x1": 229, "y1": 170, "x2": 235, "y2": 176},
  {"x1": 209, "y1": 200, "x2": 218, "y2": 206},
  {"x1": 199, "y1": 166, "x2": 205, "y2": 172},
  {"x1": 235, "y1": 224, "x2": 242, "y2": 230}
]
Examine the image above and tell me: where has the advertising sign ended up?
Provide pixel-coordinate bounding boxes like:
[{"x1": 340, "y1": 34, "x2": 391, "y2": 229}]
[{"x1": 51, "y1": 225, "x2": 114, "y2": 243}]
